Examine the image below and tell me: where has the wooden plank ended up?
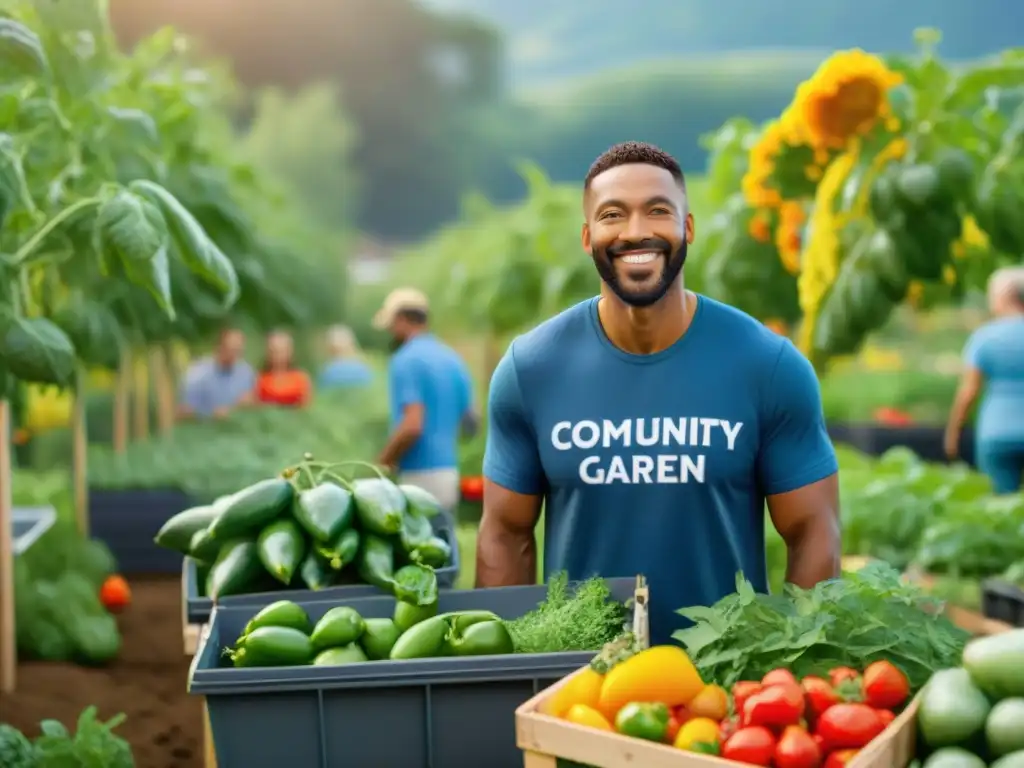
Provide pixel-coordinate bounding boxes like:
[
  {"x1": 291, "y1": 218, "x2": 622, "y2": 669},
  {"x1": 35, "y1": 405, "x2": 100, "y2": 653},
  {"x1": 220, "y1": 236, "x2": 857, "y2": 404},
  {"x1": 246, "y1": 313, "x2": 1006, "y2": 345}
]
[{"x1": 0, "y1": 401, "x2": 14, "y2": 693}]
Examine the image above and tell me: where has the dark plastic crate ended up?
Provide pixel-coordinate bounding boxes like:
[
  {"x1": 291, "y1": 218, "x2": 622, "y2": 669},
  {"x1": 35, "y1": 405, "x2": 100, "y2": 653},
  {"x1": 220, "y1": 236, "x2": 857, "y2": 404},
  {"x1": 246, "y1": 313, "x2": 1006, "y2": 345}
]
[
  {"x1": 189, "y1": 578, "x2": 636, "y2": 768},
  {"x1": 982, "y1": 579, "x2": 1024, "y2": 627},
  {"x1": 827, "y1": 423, "x2": 976, "y2": 466},
  {"x1": 88, "y1": 487, "x2": 196, "y2": 574},
  {"x1": 12, "y1": 506, "x2": 57, "y2": 557},
  {"x1": 184, "y1": 516, "x2": 462, "y2": 625}
]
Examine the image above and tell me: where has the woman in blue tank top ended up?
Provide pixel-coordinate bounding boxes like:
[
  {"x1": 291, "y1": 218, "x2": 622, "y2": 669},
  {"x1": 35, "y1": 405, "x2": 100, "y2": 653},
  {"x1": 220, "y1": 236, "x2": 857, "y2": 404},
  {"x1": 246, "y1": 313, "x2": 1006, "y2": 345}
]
[{"x1": 945, "y1": 267, "x2": 1024, "y2": 493}]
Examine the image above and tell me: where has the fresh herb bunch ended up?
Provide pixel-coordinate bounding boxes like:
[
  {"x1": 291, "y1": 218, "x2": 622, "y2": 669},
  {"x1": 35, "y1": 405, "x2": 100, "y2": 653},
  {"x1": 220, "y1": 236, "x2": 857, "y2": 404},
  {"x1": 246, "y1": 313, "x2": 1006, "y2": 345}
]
[
  {"x1": 505, "y1": 573, "x2": 628, "y2": 655},
  {"x1": 673, "y1": 562, "x2": 969, "y2": 691},
  {"x1": 9, "y1": 706, "x2": 135, "y2": 768}
]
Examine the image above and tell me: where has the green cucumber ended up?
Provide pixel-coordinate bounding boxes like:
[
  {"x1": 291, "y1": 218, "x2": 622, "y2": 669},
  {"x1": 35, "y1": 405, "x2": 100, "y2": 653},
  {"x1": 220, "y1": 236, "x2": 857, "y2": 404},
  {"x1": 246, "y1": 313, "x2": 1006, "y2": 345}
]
[
  {"x1": 400, "y1": 484, "x2": 441, "y2": 518},
  {"x1": 310, "y1": 607, "x2": 366, "y2": 651},
  {"x1": 389, "y1": 615, "x2": 448, "y2": 660},
  {"x1": 294, "y1": 483, "x2": 354, "y2": 542},
  {"x1": 206, "y1": 539, "x2": 262, "y2": 599},
  {"x1": 234, "y1": 626, "x2": 312, "y2": 667},
  {"x1": 359, "y1": 618, "x2": 401, "y2": 660},
  {"x1": 154, "y1": 505, "x2": 219, "y2": 553},
  {"x1": 208, "y1": 478, "x2": 294, "y2": 540},
  {"x1": 410, "y1": 536, "x2": 451, "y2": 568},
  {"x1": 189, "y1": 527, "x2": 220, "y2": 564},
  {"x1": 351, "y1": 477, "x2": 405, "y2": 536},
  {"x1": 314, "y1": 528, "x2": 360, "y2": 571},
  {"x1": 298, "y1": 550, "x2": 335, "y2": 591},
  {"x1": 257, "y1": 518, "x2": 306, "y2": 585},
  {"x1": 244, "y1": 600, "x2": 311, "y2": 635},
  {"x1": 313, "y1": 644, "x2": 368, "y2": 665}
]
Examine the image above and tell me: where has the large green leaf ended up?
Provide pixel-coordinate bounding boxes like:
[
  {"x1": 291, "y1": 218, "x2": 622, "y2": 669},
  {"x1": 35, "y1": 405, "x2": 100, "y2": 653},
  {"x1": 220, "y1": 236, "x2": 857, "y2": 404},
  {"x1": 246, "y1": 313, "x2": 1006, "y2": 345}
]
[
  {"x1": 53, "y1": 297, "x2": 123, "y2": 370},
  {"x1": 0, "y1": 314, "x2": 75, "y2": 386},
  {"x1": 0, "y1": 18, "x2": 49, "y2": 81},
  {"x1": 95, "y1": 188, "x2": 174, "y2": 318},
  {"x1": 129, "y1": 179, "x2": 240, "y2": 306}
]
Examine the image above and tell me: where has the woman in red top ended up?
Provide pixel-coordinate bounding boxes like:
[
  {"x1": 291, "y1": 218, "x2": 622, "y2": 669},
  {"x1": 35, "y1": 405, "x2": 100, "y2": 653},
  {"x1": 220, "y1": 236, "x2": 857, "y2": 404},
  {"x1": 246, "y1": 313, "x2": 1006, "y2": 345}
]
[{"x1": 255, "y1": 330, "x2": 312, "y2": 407}]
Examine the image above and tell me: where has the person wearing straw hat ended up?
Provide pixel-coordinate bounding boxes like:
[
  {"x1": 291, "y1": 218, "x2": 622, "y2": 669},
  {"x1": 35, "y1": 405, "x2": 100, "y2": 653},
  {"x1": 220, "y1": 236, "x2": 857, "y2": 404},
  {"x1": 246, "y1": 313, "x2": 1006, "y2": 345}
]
[
  {"x1": 475, "y1": 142, "x2": 840, "y2": 646},
  {"x1": 373, "y1": 287, "x2": 477, "y2": 513},
  {"x1": 944, "y1": 266, "x2": 1024, "y2": 493}
]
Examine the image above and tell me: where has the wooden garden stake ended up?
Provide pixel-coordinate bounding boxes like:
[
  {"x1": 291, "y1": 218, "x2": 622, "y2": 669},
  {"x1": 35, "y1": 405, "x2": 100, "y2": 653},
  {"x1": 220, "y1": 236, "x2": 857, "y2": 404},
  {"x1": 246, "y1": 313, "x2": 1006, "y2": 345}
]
[
  {"x1": 150, "y1": 347, "x2": 175, "y2": 435},
  {"x1": 71, "y1": 367, "x2": 89, "y2": 537},
  {"x1": 113, "y1": 349, "x2": 131, "y2": 454},
  {"x1": 0, "y1": 400, "x2": 16, "y2": 693},
  {"x1": 132, "y1": 349, "x2": 150, "y2": 441}
]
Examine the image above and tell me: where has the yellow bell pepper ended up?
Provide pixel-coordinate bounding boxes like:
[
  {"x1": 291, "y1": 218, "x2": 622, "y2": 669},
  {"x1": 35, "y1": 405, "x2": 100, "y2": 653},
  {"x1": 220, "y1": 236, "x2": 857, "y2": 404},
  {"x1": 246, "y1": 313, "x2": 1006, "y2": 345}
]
[{"x1": 597, "y1": 646, "x2": 704, "y2": 722}]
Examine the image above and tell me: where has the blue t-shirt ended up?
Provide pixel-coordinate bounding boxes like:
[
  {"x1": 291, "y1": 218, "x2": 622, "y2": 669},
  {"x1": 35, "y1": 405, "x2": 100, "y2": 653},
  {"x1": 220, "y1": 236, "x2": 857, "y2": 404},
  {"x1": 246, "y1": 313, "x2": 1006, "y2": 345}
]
[
  {"x1": 964, "y1": 316, "x2": 1024, "y2": 445},
  {"x1": 319, "y1": 359, "x2": 373, "y2": 389},
  {"x1": 483, "y1": 296, "x2": 837, "y2": 645},
  {"x1": 389, "y1": 334, "x2": 473, "y2": 472},
  {"x1": 181, "y1": 358, "x2": 256, "y2": 417}
]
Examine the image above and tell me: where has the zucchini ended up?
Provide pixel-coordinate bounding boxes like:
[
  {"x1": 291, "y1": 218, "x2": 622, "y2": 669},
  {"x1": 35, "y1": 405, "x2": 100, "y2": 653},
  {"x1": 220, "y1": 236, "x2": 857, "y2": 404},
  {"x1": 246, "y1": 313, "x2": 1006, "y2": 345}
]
[
  {"x1": 154, "y1": 505, "x2": 219, "y2": 554},
  {"x1": 208, "y1": 478, "x2": 294, "y2": 540},
  {"x1": 206, "y1": 539, "x2": 262, "y2": 599}
]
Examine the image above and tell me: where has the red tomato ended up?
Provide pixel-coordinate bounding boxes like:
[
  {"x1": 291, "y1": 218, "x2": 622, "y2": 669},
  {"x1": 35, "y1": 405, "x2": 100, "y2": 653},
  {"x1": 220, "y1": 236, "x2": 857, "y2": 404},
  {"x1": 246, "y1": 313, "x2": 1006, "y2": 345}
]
[
  {"x1": 743, "y1": 683, "x2": 805, "y2": 728},
  {"x1": 774, "y1": 725, "x2": 823, "y2": 768},
  {"x1": 722, "y1": 726, "x2": 776, "y2": 766},
  {"x1": 665, "y1": 714, "x2": 683, "y2": 743},
  {"x1": 802, "y1": 676, "x2": 840, "y2": 720},
  {"x1": 732, "y1": 681, "x2": 763, "y2": 717},
  {"x1": 874, "y1": 708, "x2": 896, "y2": 727},
  {"x1": 861, "y1": 661, "x2": 909, "y2": 710},
  {"x1": 816, "y1": 704, "x2": 886, "y2": 750},
  {"x1": 99, "y1": 574, "x2": 131, "y2": 613},
  {"x1": 828, "y1": 667, "x2": 860, "y2": 688},
  {"x1": 673, "y1": 705, "x2": 693, "y2": 726},
  {"x1": 719, "y1": 716, "x2": 739, "y2": 744},
  {"x1": 762, "y1": 668, "x2": 800, "y2": 688},
  {"x1": 824, "y1": 749, "x2": 861, "y2": 767},
  {"x1": 460, "y1": 476, "x2": 484, "y2": 502}
]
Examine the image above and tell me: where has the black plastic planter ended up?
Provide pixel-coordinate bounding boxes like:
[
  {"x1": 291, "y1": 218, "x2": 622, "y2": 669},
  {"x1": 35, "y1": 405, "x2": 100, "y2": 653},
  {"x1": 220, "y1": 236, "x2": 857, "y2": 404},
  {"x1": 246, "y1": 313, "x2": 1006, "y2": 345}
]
[
  {"x1": 88, "y1": 487, "x2": 196, "y2": 575},
  {"x1": 982, "y1": 579, "x2": 1024, "y2": 627},
  {"x1": 828, "y1": 423, "x2": 976, "y2": 467}
]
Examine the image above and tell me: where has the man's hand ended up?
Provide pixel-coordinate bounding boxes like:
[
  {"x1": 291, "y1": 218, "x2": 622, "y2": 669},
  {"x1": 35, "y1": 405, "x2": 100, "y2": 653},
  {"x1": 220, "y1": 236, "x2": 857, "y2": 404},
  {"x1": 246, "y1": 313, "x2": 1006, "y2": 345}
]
[{"x1": 943, "y1": 428, "x2": 960, "y2": 460}]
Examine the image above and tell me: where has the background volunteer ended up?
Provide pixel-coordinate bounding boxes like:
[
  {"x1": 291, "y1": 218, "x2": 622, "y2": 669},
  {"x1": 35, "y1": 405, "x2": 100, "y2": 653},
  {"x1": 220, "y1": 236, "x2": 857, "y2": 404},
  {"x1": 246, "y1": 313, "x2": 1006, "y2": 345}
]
[
  {"x1": 177, "y1": 327, "x2": 256, "y2": 420},
  {"x1": 945, "y1": 266, "x2": 1024, "y2": 493},
  {"x1": 373, "y1": 287, "x2": 478, "y2": 512}
]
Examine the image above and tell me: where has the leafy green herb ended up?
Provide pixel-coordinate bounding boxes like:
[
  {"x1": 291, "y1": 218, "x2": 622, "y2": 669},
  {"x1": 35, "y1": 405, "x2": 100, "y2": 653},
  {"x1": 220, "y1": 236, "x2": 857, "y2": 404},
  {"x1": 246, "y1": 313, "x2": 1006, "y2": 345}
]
[
  {"x1": 672, "y1": 562, "x2": 969, "y2": 691},
  {"x1": 505, "y1": 572, "x2": 627, "y2": 655},
  {"x1": 31, "y1": 706, "x2": 134, "y2": 768}
]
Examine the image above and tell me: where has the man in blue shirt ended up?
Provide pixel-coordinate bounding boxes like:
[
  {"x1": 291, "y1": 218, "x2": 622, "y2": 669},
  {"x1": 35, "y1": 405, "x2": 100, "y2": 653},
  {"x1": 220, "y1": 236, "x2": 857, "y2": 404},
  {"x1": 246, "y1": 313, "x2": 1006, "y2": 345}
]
[
  {"x1": 945, "y1": 266, "x2": 1024, "y2": 493},
  {"x1": 178, "y1": 327, "x2": 256, "y2": 420},
  {"x1": 374, "y1": 288, "x2": 477, "y2": 511},
  {"x1": 477, "y1": 142, "x2": 840, "y2": 645}
]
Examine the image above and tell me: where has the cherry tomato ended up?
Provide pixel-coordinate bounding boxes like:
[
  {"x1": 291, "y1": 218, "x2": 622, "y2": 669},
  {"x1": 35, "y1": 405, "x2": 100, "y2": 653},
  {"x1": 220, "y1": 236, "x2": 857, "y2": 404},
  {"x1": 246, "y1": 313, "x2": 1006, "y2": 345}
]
[
  {"x1": 722, "y1": 726, "x2": 776, "y2": 766},
  {"x1": 774, "y1": 725, "x2": 823, "y2": 768},
  {"x1": 732, "y1": 681, "x2": 763, "y2": 717},
  {"x1": 802, "y1": 676, "x2": 840, "y2": 720},
  {"x1": 743, "y1": 683, "x2": 805, "y2": 728},
  {"x1": 874, "y1": 708, "x2": 896, "y2": 727},
  {"x1": 861, "y1": 661, "x2": 909, "y2": 710},
  {"x1": 762, "y1": 668, "x2": 800, "y2": 688},
  {"x1": 816, "y1": 703, "x2": 886, "y2": 750},
  {"x1": 665, "y1": 714, "x2": 683, "y2": 743},
  {"x1": 828, "y1": 667, "x2": 860, "y2": 688},
  {"x1": 824, "y1": 749, "x2": 861, "y2": 767}
]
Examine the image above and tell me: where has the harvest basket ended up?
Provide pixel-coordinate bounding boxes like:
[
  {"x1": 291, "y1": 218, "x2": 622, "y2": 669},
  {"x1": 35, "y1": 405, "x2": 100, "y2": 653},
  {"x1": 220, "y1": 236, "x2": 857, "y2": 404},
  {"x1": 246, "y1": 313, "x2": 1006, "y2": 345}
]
[{"x1": 515, "y1": 674, "x2": 920, "y2": 768}]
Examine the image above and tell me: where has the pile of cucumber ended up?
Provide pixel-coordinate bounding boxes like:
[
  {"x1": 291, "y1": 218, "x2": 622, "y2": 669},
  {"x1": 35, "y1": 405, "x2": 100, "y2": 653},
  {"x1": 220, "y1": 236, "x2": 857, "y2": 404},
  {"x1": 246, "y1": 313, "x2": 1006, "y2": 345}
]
[
  {"x1": 225, "y1": 591, "x2": 515, "y2": 667},
  {"x1": 155, "y1": 457, "x2": 455, "y2": 599}
]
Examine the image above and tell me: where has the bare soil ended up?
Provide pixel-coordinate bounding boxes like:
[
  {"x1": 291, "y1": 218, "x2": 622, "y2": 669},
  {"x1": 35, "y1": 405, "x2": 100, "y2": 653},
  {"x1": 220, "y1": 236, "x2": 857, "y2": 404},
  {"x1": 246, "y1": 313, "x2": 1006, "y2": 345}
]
[{"x1": 0, "y1": 577, "x2": 203, "y2": 768}]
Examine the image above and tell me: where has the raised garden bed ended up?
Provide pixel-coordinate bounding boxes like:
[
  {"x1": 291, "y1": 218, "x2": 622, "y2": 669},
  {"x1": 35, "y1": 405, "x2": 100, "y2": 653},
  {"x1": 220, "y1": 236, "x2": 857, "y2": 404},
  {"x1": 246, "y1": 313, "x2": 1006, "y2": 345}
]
[
  {"x1": 88, "y1": 487, "x2": 196, "y2": 575},
  {"x1": 982, "y1": 579, "x2": 1024, "y2": 628},
  {"x1": 828, "y1": 423, "x2": 976, "y2": 466}
]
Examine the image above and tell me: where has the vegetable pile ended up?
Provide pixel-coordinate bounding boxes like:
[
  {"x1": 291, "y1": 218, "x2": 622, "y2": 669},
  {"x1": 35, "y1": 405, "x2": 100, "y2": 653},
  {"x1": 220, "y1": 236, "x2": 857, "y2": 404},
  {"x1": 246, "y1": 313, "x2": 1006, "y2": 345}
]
[
  {"x1": 673, "y1": 562, "x2": 969, "y2": 691},
  {"x1": 544, "y1": 642, "x2": 914, "y2": 767},
  {"x1": 914, "y1": 629, "x2": 1024, "y2": 768},
  {"x1": 0, "y1": 707, "x2": 133, "y2": 768},
  {"x1": 155, "y1": 455, "x2": 455, "y2": 598},
  {"x1": 221, "y1": 575, "x2": 628, "y2": 667}
]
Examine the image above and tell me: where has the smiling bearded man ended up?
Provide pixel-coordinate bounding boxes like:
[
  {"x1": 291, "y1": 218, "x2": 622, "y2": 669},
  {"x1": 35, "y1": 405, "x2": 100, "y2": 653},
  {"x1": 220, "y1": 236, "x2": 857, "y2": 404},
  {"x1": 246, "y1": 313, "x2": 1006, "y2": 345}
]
[{"x1": 474, "y1": 141, "x2": 842, "y2": 645}]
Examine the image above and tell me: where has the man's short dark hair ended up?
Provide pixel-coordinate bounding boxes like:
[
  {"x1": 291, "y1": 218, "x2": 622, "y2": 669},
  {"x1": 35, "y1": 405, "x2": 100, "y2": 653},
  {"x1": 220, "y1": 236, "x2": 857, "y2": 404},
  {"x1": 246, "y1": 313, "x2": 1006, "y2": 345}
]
[
  {"x1": 584, "y1": 141, "x2": 686, "y2": 192},
  {"x1": 397, "y1": 308, "x2": 428, "y2": 325}
]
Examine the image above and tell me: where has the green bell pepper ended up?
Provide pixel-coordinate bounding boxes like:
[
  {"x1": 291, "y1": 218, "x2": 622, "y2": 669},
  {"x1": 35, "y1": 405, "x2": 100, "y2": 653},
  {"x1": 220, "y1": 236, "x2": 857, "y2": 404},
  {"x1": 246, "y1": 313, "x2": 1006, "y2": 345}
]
[
  {"x1": 389, "y1": 615, "x2": 449, "y2": 660},
  {"x1": 294, "y1": 482, "x2": 354, "y2": 542},
  {"x1": 614, "y1": 702, "x2": 670, "y2": 742},
  {"x1": 351, "y1": 477, "x2": 406, "y2": 535},
  {"x1": 447, "y1": 620, "x2": 514, "y2": 656}
]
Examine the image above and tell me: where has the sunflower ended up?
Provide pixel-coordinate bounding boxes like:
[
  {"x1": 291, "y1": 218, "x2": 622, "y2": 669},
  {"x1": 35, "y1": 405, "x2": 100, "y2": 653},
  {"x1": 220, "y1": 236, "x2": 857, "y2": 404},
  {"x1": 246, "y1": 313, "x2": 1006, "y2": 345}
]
[
  {"x1": 748, "y1": 211, "x2": 772, "y2": 243},
  {"x1": 775, "y1": 201, "x2": 806, "y2": 274},
  {"x1": 742, "y1": 120, "x2": 786, "y2": 208},
  {"x1": 792, "y1": 50, "x2": 903, "y2": 150}
]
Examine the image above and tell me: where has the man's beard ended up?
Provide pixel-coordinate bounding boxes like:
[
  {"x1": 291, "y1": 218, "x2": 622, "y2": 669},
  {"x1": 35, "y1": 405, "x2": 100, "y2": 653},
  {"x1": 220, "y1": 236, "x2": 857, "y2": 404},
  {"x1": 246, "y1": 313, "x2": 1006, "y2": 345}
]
[{"x1": 592, "y1": 237, "x2": 688, "y2": 308}]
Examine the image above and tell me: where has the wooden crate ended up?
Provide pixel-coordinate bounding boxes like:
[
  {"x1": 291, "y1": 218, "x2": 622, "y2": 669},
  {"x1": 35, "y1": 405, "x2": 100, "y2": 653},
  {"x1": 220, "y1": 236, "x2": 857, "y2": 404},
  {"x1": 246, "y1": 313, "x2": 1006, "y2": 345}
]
[
  {"x1": 181, "y1": 560, "x2": 216, "y2": 768},
  {"x1": 516, "y1": 670, "x2": 920, "y2": 768}
]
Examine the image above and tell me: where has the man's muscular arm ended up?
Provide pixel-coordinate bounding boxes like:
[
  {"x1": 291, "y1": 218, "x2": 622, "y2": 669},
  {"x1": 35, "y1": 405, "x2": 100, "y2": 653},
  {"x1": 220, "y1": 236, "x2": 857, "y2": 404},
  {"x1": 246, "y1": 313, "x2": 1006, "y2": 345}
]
[
  {"x1": 476, "y1": 482, "x2": 542, "y2": 586},
  {"x1": 768, "y1": 474, "x2": 840, "y2": 587},
  {"x1": 475, "y1": 343, "x2": 546, "y2": 585}
]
